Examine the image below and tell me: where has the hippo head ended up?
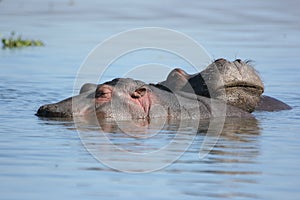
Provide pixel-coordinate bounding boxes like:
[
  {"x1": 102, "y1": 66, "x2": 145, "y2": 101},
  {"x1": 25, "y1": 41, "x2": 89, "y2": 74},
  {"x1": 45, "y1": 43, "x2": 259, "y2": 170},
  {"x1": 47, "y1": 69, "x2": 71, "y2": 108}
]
[
  {"x1": 36, "y1": 78, "x2": 154, "y2": 119},
  {"x1": 160, "y1": 59, "x2": 264, "y2": 112},
  {"x1": 199, "y1": 58, "x2": 264, "y2": 112}
]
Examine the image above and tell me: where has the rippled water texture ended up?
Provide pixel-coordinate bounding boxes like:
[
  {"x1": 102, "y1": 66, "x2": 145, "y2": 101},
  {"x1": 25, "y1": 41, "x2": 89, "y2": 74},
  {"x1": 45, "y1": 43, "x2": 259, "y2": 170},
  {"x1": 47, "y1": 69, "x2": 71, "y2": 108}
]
[{"x1": 1, "y1": 0, "x2": 300, "y2": 199}]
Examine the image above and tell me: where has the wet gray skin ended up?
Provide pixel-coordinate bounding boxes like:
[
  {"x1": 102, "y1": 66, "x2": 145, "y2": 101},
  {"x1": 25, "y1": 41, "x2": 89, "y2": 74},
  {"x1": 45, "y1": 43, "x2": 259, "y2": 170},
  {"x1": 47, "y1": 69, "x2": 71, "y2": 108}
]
[
  {"x1": 36, "y1": 78, "x2": 253, "y2": 119},
  {"x1": 79, "y1": 83, "x2": 97, "y2": 94},
  {"x1": 36, "y1": 58, "x2": 290, "y2": 119},
  {"x1": 158, "y1": 58, "x2": 291, "y2": 112}
]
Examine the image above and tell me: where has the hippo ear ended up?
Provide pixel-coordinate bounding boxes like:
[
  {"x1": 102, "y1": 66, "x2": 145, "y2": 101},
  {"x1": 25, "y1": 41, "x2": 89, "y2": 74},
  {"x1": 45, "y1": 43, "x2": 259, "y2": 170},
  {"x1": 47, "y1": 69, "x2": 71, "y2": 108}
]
[
  {"x1": 131, "y1": 86, "x2": 148, "y2": 98},
  {"x1": 79, "y1": 83, "x2": 97, "y2": 94}
]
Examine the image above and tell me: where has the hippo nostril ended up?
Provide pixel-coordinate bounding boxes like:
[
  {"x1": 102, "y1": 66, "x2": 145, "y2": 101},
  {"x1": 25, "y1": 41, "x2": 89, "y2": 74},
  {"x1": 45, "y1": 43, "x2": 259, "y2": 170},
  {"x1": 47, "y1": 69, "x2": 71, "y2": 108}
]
[{"x1": 235, "y1": 59, "x2": 242, "y2": 63}]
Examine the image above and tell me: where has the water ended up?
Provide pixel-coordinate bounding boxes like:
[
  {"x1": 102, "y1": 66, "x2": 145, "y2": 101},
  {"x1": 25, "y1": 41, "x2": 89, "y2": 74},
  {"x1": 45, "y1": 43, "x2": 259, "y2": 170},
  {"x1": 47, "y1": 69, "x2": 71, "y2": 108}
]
[{"x1": 1, "y1": 0, "x2": 300, "y2": 199}]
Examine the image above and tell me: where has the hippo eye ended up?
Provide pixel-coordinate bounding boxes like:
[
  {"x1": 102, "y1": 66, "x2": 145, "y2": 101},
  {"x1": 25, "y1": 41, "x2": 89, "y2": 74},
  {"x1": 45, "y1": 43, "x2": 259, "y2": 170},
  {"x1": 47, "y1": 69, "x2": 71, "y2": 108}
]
[
  {"x1": 95, "y1": 87, "x2": 112, "y2": 99},
  {"x1": 95, "y1": 91, "x2": 104, "y2": 98},
  {"x1": 95, "y1": 91, "x2": 109, "y2": 98}
]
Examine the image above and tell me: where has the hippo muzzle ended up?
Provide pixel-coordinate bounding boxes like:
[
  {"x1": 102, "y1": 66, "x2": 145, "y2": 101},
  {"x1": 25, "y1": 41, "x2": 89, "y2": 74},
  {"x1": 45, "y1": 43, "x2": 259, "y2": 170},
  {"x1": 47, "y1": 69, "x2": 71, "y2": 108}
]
[{"x1": 36, "y1": 91, "x2": 96, "y2": 118}]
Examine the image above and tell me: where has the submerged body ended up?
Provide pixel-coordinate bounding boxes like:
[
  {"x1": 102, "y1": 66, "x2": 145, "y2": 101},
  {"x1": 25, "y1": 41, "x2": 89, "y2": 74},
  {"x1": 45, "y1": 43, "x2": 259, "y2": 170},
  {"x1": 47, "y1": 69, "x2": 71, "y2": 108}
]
[{"x1": 36, "y1": 59, "x2": 291, "y2": 120}]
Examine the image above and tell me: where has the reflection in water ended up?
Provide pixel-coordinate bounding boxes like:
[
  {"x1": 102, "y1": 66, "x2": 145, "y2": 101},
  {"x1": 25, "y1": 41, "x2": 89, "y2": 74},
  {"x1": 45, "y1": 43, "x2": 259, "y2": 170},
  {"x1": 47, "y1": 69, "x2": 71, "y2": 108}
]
[
  {"x1": 67, "y1": 116, "x2": 261, "y2": 197},
  {"x1": 208, "y1": 118, "x2": 261, "y2": 164},
  {"x1": 41, "y1": 116, "x2": 261, "y2": 165},
  {"x1": 65, "y1": 116, "x2": 261, "y2": 173},
  {"x1": 39, "y1": 115, "x2": 261, "y2": 198},
  {"x1": 157, "y1": 118, "x2": 261, "y2": 199}
]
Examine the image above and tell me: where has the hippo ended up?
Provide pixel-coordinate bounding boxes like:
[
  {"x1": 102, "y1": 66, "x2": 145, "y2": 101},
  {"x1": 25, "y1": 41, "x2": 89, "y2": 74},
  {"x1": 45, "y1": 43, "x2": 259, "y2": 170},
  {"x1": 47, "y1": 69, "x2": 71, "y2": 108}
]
[
  {"x1": 36, "y1": 77, "x2": 253, "y2": 120},
  {"x1": 158, "y1": 58, "x2": 291, "y2": 112},
  {"x1": 36, "y1": 59, "x2": 290, "y2": 120}
]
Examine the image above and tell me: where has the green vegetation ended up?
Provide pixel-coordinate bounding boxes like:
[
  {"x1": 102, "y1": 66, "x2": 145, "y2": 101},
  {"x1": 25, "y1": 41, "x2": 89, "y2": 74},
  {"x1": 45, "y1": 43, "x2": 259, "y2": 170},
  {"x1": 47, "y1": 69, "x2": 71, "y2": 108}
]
[{"x1": 1, "y1": 31, "x2": 44, "y2": 49}]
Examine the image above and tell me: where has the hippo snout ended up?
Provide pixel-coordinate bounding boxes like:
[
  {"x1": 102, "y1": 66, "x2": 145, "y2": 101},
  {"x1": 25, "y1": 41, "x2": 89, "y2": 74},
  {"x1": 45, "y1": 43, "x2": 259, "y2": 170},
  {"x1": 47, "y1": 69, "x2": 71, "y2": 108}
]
[{"x1": 36, "y1": 104, "x2": 72, "y2": 118}]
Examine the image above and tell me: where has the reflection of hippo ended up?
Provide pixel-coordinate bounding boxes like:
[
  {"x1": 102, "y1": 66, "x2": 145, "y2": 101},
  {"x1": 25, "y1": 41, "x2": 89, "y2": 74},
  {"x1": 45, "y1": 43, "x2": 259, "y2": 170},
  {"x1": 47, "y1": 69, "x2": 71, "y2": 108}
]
[
  {"x1": 159, "y1": 58, "x2": 291, "y2": 112},
  {"x1": 36, "y1": 59, "x2": 291, "y2": 119}
]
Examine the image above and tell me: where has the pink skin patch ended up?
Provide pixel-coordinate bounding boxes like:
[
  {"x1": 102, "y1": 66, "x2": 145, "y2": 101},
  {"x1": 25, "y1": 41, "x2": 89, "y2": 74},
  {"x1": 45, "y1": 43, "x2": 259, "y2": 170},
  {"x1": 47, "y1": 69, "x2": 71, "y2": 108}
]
[
  {"x1": 132, "y1": 92, "x2": 152, "y2": 114},
  {"x1": 95, "y1": 86, "x2": 113, "y2": 104}
]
